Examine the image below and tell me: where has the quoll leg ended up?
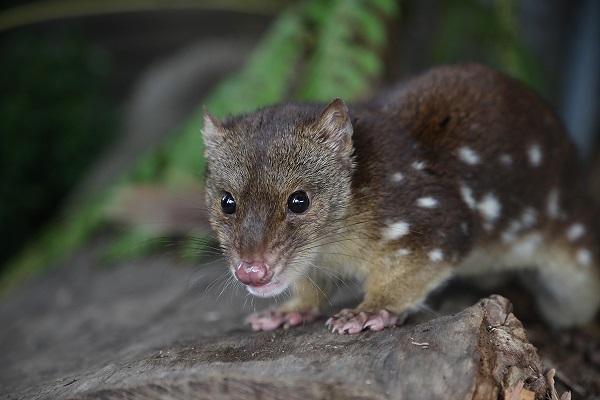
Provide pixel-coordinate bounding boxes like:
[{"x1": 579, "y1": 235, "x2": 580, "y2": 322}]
[{"x1": 326, "y1": 260, "x2": 454, "y2": 335}]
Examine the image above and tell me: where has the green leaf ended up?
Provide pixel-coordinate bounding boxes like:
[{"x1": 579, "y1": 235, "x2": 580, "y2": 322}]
[
  {"x1": 367, "y1": 0, "x2": 399, "y2": 16},
  {"x1": 348, "y1": 6, "x2": 387, "y2": 47}
]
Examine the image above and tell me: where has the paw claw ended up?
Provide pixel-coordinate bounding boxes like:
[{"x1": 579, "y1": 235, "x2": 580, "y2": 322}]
[
  {"x1": 325, "y1": 308, "x2": 401, "y2": 335},
  {"x1": 245, "y1": 309, "x2": 319, "y2": 331}
]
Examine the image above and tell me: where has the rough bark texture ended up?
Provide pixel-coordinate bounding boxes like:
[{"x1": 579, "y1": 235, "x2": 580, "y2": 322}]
[
  {"x1": 75, "y1": 296, "x2": 546, "y2": 400},
  {"x1": 0, "y1": 247, "x2": 547, "y2": 400}
]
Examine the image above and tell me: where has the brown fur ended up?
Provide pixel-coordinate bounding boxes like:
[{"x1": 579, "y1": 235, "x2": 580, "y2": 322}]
[{"x1": 203, "y1": 63, "x2": 600, "y2": 329}]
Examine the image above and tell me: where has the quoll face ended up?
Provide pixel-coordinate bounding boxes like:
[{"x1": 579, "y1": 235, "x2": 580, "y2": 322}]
[{"x1": 202, "y1": 100, "x2": 356, "y2": 298}]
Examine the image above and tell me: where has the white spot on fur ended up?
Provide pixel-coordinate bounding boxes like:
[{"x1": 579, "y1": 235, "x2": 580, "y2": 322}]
[
  {"x1": 428, "y1": 248, "x2": 444, "y2": 262},
  {"x1": 412, "y1": 161, "x2": 425, "y2": 170},
  {"x1": 501, "y1": 232, "x2": 516, "y2": 244},
  {"x1": 577, "y1": 248, "x2": 592, "y2": 267},
  {"x1": 478, "y1": 193, "x2": 502, "y2": 230},
  {"x1": 567, "y1": 223, "x2": 585, "y2": 242},
  {"x1": 460, "y1": 185, "x2": 476, "y2": 209},
  {"x1": 501, "y1": 220, "x2": 522, "y2": 244},
  {"x1": 460, "y1": 222, "x2": 469, "y2": 235},
  {"x1": 499, "y1": 154, "x2": 513, "y2": 166},
  {"x1": 391, "y1": 172, "x2": 404, "y2": 183},
  {"x1": 397, "y1": 248, "x2": 412, "y2": 256},
  {"x1": 501, "y1": 208, "x2": 538, "y2": 244},
  {"x1": 458, "y1": 146, "x2": 480, "y2": 165},
  {"x1": 382, "y1": 221, "x2": 410, "y2": 241},
  {"x1": 417, "y1": 197, "x2": 438, "y2": 208},
  {"x1": 511, "y1": 233, "x2": 543, "y2": 258},
  {"x1": 521, "y1": 207, "x2": 537, "y2": 228},
  {"x1": 547, "y1": 188, "x2": 560, "y2": 218},
  {"x1": 528, "y1": 143, "x2": 543, "y2": 166}
]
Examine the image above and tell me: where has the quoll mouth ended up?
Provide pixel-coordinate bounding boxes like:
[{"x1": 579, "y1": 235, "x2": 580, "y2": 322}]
[{"x1": 246, "y1": 278, "x2": 289, "y2": 297}]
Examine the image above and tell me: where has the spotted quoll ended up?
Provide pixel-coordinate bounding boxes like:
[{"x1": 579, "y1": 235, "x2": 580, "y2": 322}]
[{"x1": 202, "y1": 63, "x2": 600, "y2": 334}]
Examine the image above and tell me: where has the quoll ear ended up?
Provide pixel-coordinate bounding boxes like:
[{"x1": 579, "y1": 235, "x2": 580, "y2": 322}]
[
  {"x1": 313, "y1": 98, "x2": 354, "y2": 160},
  {"x1": 202, "y1": 106, "x2": 225, "y2": 154}
]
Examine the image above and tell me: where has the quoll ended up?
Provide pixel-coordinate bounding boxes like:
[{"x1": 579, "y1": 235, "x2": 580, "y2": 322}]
[{"x1": 202, "y1": 63, "x2": 600, "y2": 334}]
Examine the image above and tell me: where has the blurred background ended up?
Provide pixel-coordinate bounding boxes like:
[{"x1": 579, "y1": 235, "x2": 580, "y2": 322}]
[{"x1": 1, "y1": 0, "x2": 599, "y2": 294}]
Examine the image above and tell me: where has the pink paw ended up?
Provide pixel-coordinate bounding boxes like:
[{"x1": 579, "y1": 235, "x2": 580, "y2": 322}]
[
  {"x1": 325, "y1": 308, "x2": 403, "y2": 334},
  {"x1": 245, "y1": 309, "x2": 319, "y2": 331}
]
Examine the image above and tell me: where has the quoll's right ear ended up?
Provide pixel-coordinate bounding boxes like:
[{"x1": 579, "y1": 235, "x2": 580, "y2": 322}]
[
  {"x1": 202, "y1": 106, "x2": 225, "y2": 154},
  {"x1": 312, "y1": 98, "x2": 355, "y2": 168}
]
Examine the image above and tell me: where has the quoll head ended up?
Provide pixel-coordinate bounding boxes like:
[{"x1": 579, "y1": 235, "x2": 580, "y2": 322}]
[{"x1": 202, "y1": 99, "x2": 356, "y2": 297}]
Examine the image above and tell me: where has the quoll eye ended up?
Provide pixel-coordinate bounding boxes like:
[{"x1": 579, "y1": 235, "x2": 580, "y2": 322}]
[
  {"x1": 221, "y1": 192, "x2": 236, "y2": 215},
  {"x1": 287, "y1": 191, "x2": 310, "y2": 214}
]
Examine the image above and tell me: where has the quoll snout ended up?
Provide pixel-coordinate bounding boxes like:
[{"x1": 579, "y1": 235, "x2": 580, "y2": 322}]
[{"x1": 235, "y1": 261, "x2": 274, "y2": 286}]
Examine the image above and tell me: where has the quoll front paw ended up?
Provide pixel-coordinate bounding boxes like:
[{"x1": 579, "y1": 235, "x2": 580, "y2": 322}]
[
  {"x1": 325, "y1": 308, "x2": 403, "y2": 334},
  {"x1": 245, "y1": 309, "x2": 319, "y2": 331}
]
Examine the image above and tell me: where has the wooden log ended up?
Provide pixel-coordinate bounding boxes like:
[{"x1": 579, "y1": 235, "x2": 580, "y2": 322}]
[{"x1": 56, "y1": 295, "x2": 545, "y2": 400}]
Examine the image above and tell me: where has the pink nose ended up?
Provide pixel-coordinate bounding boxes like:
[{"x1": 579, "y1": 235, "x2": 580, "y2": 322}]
[{"x1": 235, "y1": 261, "x2": 274, "y2": 286}]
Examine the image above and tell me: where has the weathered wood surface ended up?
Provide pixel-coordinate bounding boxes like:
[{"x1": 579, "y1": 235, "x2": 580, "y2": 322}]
[
  {"x1": 0, "y1": 249, "x2": 547, "y2": 399},
  {"x1": 75, "y1": 296, "x2": 546, "y2": 400}
]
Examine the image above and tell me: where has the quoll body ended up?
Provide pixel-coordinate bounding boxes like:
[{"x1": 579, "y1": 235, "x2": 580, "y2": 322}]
[{"x1": 202, "y1": 63, "x2": 600, "y2": 334}]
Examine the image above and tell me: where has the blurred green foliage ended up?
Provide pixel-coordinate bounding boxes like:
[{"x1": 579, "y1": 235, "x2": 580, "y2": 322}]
[
  {"x1": 430, "y1": 0, "x2": 545, "y2": 95},
  {"x1": 298, "y1": 0, "x2": 393, "y2": 100},
  {"x1": 0, "y1": 32, "x2": 117, "y2": 275}
]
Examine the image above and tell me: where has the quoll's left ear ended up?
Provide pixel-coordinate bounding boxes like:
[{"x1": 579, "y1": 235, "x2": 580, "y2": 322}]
[
  {"x1": 313, "y1": 98, "x2": 355, "y2": 161},
  {"x1": 202, "y1": 106, "x2": 225, "y2": 155}
]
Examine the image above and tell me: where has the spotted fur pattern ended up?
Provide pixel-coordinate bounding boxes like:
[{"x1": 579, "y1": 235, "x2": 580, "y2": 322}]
[{"x1": 203, "y1": 63, "x2": 600, "y2": 333}]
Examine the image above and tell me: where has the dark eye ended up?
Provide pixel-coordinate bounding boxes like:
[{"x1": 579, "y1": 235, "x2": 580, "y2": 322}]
[
  {"x1": 287, "y1": 191, "x2": 310, "y2": 214},
  {"x1": 221, "y1": 192, "x2": 236, "y2": 215}
]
